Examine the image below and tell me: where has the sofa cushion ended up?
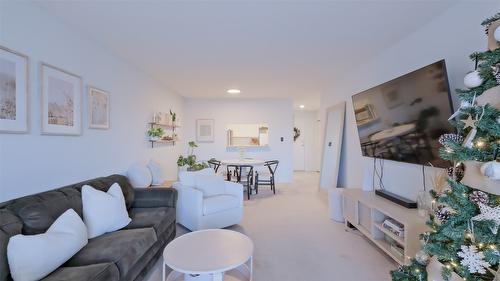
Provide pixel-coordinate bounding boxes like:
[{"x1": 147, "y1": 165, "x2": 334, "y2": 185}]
[
  {"x1": 0, "y1": 209, "x2": 23, "y2": 281},
  {"x1": 41, "y1": 263, "x2": 119, "y2": 281},
  {"x1": 1, "y1": 175, "x2": 134, "y2": 236},
  {"x1": 7, "y1": 209, "x2": 88, "y2": 281},
  {"x1": 66, "y1": 228, "x2": 157, "y2": 278},
  {"x1": 125, "y1": 207, "x2": 175, "y2": 235},
  {"x1": 148, "y1": 160, "x2": 165, "y2": 186},
  {"x1": 127, "y1": 164, "x2": 152, "y2": 188},
  {"x1": 82, "y1": 184, "x2": 131, "y2": 239},
  {"x1": 203, "y1": 195, "x2": 240, "y2": 215}
]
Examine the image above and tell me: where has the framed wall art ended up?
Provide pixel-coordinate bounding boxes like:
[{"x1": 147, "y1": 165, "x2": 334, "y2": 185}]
[
  {"x1": 41, "y1": 63, "x2": 82, "y2": 135},
  {"x1": 0, "y1": 45, "x2": 28, "y2": 133},
  {"x1": 196, "y1": 119, "x2": 214, "y2": 142},
  {"x1": 88, "y1": 86, "x2": 109, "y2": 129}
]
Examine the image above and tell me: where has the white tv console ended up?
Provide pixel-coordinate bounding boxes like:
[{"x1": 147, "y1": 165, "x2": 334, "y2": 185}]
[{"x1": 342, "y1": 189, "x2": 429, "y2": 265}]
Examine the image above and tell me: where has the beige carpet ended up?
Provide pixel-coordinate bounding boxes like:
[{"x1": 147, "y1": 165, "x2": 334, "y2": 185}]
[{"x1": 145, "y1": 172, "x2": 396, "y2": 281}]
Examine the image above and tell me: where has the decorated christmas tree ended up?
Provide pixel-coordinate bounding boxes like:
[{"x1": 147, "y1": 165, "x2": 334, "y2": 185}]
[{"x1": 391, "y1": 13, "x2": 500, "y2": 281}]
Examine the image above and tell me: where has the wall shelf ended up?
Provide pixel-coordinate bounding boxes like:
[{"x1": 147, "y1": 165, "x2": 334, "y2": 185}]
[
  {"x1": 148, "y1": 122, "x2": 180, "y2": 129},
  {"x1": 148, "y1": 121, "x2": 179, "y2": 148}
]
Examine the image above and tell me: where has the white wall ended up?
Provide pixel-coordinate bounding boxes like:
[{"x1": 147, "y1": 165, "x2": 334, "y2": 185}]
[
  {"x1": 183, "y1": 98, "x2": 294, "y2": 183},
  {"x1": 319, "y1": 2, "x2": 500, "y2": 200},
  {"x1": 0, "y1": 2, "x2": 184, "y2": 202},
  {"x1": 293, "y1": 110, "x2": 320, "y2": 172}
]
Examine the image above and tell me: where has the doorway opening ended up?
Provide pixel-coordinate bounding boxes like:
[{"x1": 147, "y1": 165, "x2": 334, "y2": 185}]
[{"x1": 293, "y1": 110, "x2": 321, "y2": 172}]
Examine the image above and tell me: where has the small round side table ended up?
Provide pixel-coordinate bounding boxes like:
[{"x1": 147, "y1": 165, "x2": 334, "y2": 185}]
[{"x1": 163, "y1": 229, "x2": 253, "y2": 281}]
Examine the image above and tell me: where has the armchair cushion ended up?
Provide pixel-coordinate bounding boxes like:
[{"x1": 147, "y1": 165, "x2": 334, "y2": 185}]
[
  {"x1": 178, "y1": 168, "x2": 214, "y2": 187},
  {"x1": 194, "y1": 175, "x2": 226, "y2": 197},
  {"x1": 203, "y1": 195, "x2": 240, "y2": 215}
]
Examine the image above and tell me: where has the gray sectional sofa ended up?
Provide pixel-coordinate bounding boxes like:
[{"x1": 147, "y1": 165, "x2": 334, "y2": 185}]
[{"x1": 0, "y1": 175, "x2": 177, "y2": 281}]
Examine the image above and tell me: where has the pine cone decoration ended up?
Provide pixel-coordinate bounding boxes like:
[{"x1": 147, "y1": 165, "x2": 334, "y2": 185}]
[
  {"x1": 439, "y1": 134, "x2": 464, "y2": 147},
  {"x1": 469, "y1": 190, "x2": 489, "y2": 205},
  {"x1": 447, "y1": 162, "x2": 465, "y2": 182},
  {"x1": 435, "y1": 205, "x2": 452, "y2": 223},
  {"x1": 493, "y1": 64, "x2": 500, "y2": 84},
  {"x1": 447, "y1": 167, "x2": 454, "y2": 177}
]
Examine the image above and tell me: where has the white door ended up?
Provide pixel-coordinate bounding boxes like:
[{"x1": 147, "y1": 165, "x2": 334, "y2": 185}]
[
  {"x1": 293, "y1": 118, "x2": 305, "y2": 171},
  {"x1": 320, "y1": 102, "x2": 346, "y2": 189}
]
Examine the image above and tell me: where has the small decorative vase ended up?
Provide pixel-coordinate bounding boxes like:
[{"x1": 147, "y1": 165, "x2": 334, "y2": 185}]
[
  {"x1": 417, "y1": 190, "x2": 431, "y2": 218},
  {"x1": 150, "y1": 136, "x2": 159, "y2": 142}
]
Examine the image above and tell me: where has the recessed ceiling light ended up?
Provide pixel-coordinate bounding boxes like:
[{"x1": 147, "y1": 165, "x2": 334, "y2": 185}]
[
  {"x1": 299, "y1": 105, "x2": 305, "y2": 109},
  {"x1": 227, "y1": 89, "x2": 241, "y2": 94}
]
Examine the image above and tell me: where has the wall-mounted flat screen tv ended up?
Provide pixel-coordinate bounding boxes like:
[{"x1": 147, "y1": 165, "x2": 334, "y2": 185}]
[{"x1": 352, "y1": 60, "x2": 454, "y2": 168}]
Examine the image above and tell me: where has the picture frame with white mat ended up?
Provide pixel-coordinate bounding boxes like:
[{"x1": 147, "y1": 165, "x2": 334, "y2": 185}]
[
  {"x1": 40, "y1": 62, "x2": 82, "y2": 136},
  {"x1": 196, "y1": 119, "x2": 214, "y2": 143},
  {"x1": 0, "y1": 45, "x2": 29, "y2": 133},
  {"x1": 88, "y1": 86, "x2": 110, "y2": 130}
]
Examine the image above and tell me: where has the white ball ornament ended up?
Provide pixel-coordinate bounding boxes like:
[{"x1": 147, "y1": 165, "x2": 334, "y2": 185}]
[
  {"x1": 494, "y1": 26, "x2": 500, "y2": 42},
  {"x1": 481, "y1": 161, "x2": 500, "y2": 180},
  {"x1": 415, "y1": 250, "x2": 430, "y2": 265},
  {"x1": 464, "y1": 70, "x2": 483, "y2": 88}
]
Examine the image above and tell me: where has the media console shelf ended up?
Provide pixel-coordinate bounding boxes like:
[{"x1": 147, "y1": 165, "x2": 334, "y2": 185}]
[{"x1": 342, "y1": 189, "x2": 429, "y2": 265}]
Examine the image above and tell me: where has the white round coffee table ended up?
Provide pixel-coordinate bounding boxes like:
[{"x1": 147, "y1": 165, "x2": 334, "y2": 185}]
[{"x1": 163, "y1": 229, "x2": 253, "y2": 281}]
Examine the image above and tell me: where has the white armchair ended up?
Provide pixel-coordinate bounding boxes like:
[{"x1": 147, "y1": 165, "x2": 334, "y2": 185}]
[{"x1": 174, "y1": 173, "x2": 244, "y2": 231}]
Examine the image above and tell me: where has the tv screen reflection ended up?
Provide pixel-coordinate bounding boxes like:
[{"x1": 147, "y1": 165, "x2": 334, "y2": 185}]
[{"x1": 352, "y1": 60, "x2": 454, "y2": 168}]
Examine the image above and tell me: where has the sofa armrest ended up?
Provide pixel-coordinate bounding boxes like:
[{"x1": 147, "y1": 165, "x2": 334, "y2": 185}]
[
  {"x1": 224, "y1": 181, "x2": 244, "y2": 207},
  {"x1": 132, "y1": 188, "x2": 178, "y2": 208}
]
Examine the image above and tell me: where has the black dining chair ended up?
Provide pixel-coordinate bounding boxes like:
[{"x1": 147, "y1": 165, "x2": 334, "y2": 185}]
[
  {"x1": 207, "y1": 159, "x2": 222, "y2": 173},
  {"x1": 238, "y1": 165, "x2": 254, "y2": 200},
  {"x1": 255, "y1": 160, "x2": 279, "y2": 194},
  {"x1": 226, "y1": 165, "x2": 240, "y2": 182}
]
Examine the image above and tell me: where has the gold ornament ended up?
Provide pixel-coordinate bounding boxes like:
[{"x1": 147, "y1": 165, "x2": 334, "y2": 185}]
[
  {"x1": 462, "y1": 115, "x2": 476, "y2": 129},
  {"x1": 474, "y1": 138, "x2": 488, "y2": 149}
]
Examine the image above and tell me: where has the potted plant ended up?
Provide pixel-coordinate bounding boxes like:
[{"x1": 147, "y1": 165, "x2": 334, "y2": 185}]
[
  {"x1": 169, "y1": 110, "x2": 177, "y2": 127},
  {"x1": 147, "y1": 127, "x2": 164, "y2": 141},
  {"x1": 177, "y1": 141, "x2": 208, "y2": 171}
]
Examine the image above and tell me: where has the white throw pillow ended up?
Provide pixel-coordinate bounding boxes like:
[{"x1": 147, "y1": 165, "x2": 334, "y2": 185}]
[
  {"x1": 7, "y1": 209, "x2": 88, "y2": 281},
  {"x1": 148, "y1": 160, "x2": 165, "y2": 186},
  {"x1": 127, "y1": 163, "x2": 152, "y2": 188},
  {"x1": 194, "y1": 175, "x2": 226, "y2": 197},
  {"x1": 82, "y1": 183, "x2": 131, "y2": 239},
  {"x1": 178, "y1": 168, "x2": 215, "y2": 187}
]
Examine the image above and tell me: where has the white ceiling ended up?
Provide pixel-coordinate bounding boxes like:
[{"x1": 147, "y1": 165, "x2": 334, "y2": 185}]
[{"x1": 35, "y1": 0, "x2": 457, "y2": 110}]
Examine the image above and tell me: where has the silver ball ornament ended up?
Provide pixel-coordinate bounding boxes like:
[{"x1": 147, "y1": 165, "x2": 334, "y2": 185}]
[
  {"x1": 494, "y1": 26, "x2": 500, "y2": 42},
  {"x1": 464, "y1": 70, "x2": 483, "y2": 88},
  {"x1": 415, "y1": 250, "x2": 430, "y2": 265}
]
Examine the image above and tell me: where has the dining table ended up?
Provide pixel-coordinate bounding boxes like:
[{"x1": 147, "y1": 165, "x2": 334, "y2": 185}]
[
  {"x1": 220, "y1": 158, "x2": 266, "y2": 166},
  {"x1": 220, "y1": 159, "x2": 266, "y2": 187}
]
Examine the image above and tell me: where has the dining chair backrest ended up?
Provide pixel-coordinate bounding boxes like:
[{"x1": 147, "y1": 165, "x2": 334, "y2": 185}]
[
  {"x1": 238, "y1": 165, "x2": 254, "y2": 184},
  {"x1": 207, "y1": 159, "x2": 221, "y2": 173},
  {"x1": 226, "y1": 165, "x2": 239, "y2": 181},
  {"x1": 264, "y1": 160, "x2": 279, "y2": 175}
]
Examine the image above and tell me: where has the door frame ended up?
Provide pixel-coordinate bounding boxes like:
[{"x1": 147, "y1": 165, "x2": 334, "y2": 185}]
[{"x1": 319, "y1": 102, "x2": 346, "y2": 189}]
